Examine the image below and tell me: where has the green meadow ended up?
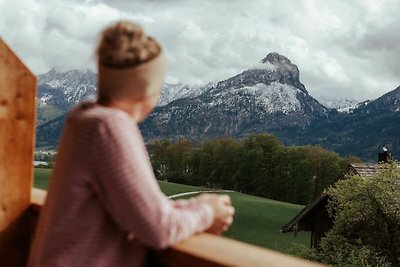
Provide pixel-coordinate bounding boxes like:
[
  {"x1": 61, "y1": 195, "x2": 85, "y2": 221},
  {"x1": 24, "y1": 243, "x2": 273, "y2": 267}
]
[
  {"x1": 34, "y1": 168, "x2": 53, "y2": 189},
  {"x1": 34, "y1": 168, "x2": 309, "y2": 253}
]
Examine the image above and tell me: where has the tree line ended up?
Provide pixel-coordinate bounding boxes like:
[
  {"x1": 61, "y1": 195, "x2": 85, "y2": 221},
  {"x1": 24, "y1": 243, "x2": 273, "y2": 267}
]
[{"x1": 148, "y1": 134, "x2": 360, "y2": 205}]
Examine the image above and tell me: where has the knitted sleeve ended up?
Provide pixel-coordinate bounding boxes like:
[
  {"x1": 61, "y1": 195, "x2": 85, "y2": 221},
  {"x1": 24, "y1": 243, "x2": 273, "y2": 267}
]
[{"x1": 88, "y1": 115, "x2": 213, "y2": 249}]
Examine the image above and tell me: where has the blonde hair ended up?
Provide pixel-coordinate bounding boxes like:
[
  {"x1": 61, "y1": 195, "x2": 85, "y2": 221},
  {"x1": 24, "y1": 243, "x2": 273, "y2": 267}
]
[
  {"x1": 96, "y1": 21, "x2": 167, "y2": 104},
  {"x1": 97, "y1": 21, "x2": 161, "y2": 68}
]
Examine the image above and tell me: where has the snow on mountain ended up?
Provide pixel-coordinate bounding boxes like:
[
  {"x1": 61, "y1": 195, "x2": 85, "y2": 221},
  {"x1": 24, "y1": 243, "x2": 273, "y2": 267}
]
[
  {"x1": 35, "y1": 55, "x2": 400, "y2": 161},
  {"x1": 38, "y1": 68, "x2": 207, "y2": 109},
  {"x1": 157, "y1": 82, "x2": 215, "y2": 106},
  {"x1": 158, "y1": 83, "x2": 192, "y2": 106},
  {"x1": 208, "y1": 82, "x2": 304, "y2": 114},
  {"x1": 140, "y1": 52, "x2": 328, "y2": 140},
  {"x1": 202, "y1": 52, "x2": 327, "y2": 118},
  {"x1": 355, "y1": 85, "x2": 400, "y2": 114},
  {"x1": 38, "y1": 68, "x2": 97, "y2": 104},
  {"x1": 318, "y1": 97, "x2": 363, "y2": 113},
  {"x1": 36, "y1": 53, "x2": 327, "y2": 127}
]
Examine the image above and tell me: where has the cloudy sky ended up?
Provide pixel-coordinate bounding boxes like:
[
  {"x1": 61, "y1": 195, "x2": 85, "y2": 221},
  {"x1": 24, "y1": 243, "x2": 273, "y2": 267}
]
[{"x1": 1, "y1": 0, "x2": 399, "y2": 101}]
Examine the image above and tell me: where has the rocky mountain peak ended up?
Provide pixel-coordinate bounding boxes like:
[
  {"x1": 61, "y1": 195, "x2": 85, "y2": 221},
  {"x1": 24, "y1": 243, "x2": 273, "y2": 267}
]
[
  {"x1": 258, "y1": 52, "x2": 304, "y2": 92},
  {"x1": 212, "y1": 52, "x2": 307, "y2": 94},
  {"x1": 261, "y1": 52, "x2": 292, "y2": 65}
]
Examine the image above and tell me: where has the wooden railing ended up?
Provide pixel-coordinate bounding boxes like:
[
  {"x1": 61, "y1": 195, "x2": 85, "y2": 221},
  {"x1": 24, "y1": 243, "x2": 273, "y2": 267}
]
[{"x1": 31, "y1": 189, "x2": 326, "y2": 267}]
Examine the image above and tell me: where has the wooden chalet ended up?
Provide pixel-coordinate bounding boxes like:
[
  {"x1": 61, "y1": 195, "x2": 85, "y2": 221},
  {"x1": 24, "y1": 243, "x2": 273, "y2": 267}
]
[{"x1": 281, "y1": 163, "x2": 383, "y2": 250}]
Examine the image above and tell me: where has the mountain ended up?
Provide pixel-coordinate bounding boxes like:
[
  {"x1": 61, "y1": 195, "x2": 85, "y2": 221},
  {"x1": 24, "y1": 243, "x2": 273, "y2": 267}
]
[
  {"x1": 35, "y1": 68, "x2": 208, "y2": 148},
  {"x1": 37, "y1": 69, "x2": 97, "y2": 125},
  {"x1": 355, "y1": 86, "x2": 400, "y2": 114},
  {"x1": 35, "y1": 54, "x2": 400, "y2": 161},
  {"x1": 317, "y1": 97, "x2": 368, "y2": 113},
  {"x1": 280, "y1": 86, "x2": 400, "y2": 160},
  {"x1": 38, "y1": 68, "x2": 97, "y2": 104},
  {"x1": 158, "y1": 82, "x2": 215, "y2": 106},
  {"x1": 36, "y1": 113, "x2": 67, "y2": 149},
  {"x1": 140, "y1": 53, "x2": 328, "y2": 140},
  {"x1": 36, "y1": 69, "x2": 204, "y2": 125}
]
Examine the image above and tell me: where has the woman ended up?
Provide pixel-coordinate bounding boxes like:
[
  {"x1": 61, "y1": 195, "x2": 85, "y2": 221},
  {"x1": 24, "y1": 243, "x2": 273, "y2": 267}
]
[{"x1": 28, "y1": 21, "x2": 234, "y2": 267}]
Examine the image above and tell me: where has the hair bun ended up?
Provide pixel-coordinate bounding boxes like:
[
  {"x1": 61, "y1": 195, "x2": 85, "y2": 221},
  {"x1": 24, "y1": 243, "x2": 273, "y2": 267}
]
[{"x1": 97, "y1": 21, "x2": 161, "y2": 68}]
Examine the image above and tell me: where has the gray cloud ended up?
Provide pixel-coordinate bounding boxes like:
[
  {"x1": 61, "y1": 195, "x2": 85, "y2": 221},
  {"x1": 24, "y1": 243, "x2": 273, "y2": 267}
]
[{"x1": 0, "y1": 0, "x2": 399, "y2": 101}]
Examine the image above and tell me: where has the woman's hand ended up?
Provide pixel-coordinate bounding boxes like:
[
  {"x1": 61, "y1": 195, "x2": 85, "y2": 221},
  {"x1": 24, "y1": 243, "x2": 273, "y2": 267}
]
[{"x1": 195, "y1": 193, "x2": 235, "y2": 235}]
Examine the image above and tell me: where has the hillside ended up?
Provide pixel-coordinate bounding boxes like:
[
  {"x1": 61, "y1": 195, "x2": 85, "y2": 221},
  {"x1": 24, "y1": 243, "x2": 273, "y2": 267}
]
[
  {"x1": 34, "y1": 168, "x2": 309, "y2": 253},
  {"x1": 278, "y1": 86, "x2": 400, "y2": 160}
]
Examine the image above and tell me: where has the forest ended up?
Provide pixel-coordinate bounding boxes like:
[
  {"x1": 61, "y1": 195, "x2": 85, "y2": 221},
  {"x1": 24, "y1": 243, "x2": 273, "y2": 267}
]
[{"x1": 148, "y1": 134, "x2": 360, "y2": 205}]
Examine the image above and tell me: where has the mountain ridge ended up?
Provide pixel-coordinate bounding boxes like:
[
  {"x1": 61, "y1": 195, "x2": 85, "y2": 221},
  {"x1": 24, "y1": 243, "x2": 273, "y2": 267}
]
[{"x1": 35, "y1": 53, "x2": 400, "y2": 161}]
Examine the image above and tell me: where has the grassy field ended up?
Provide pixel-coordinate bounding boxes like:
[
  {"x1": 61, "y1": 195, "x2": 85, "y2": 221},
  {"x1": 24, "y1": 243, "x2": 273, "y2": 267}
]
[
  {"x1": 224, "y1": 192, "x2": 308, "y2": 252},
  {"x1": 157, "y1": 181, "x2": 209, "y2": 196},
  {"x1": 34, "y1": 169, "x2": 208, "y2": 194},
  {"x1": 34, "y1": 168, "x2": 53, "y2": 189},
  {"x1": 34, "y1": 168, "x2": 309, "y2": 253}
]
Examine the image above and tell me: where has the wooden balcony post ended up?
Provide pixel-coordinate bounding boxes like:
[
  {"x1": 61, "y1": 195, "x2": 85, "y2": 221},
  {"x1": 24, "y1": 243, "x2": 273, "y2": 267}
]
[{"x1": 0, "y1": 38, "x2": 37, "y2": 266}]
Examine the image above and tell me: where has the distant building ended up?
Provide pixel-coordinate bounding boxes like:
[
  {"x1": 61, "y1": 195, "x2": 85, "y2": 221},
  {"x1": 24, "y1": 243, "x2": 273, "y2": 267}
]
[
  {"x1": 281, "y1": 149, "x2": 393, "y2": 250},
  {"x1": 33, "y1": 161, "x2": 49, "y2": 167}
]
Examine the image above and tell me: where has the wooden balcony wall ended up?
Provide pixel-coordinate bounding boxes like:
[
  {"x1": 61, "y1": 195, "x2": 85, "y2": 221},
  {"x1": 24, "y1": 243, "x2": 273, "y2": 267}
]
[
  {"x1": 0, "y1": 38, "x2": 326, "y2": 267},
  {"x1": 0, "y1": 37, "x2": 37, "y2": 266}
]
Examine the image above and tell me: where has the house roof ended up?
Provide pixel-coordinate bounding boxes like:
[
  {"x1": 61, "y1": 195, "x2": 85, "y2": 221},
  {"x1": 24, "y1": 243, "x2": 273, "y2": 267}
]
[
  {"x1": 281, "y1": 163, "x2": 379, "y2": 233},
  {"x1": 348, "y1": 163, "x2": 378, "y2": 176},
  {"x1": 281, "y1": 194, "x2": 328, "y2": 233}
]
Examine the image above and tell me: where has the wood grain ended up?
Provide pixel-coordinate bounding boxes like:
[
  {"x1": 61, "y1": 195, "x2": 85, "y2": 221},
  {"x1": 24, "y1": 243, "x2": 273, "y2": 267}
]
[
  {"x1": 0, "y1": 37, "x2": 37, "y2": 266},
  {"x1": 155, "y1": 233, "x2": 327, "y2": 267}
]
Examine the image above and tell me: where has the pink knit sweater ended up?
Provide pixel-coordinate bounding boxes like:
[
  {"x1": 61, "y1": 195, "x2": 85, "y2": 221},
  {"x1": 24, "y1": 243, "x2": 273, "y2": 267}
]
[{"x1": 28, "y1": 102, "x2": 214, "y2": 267}]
